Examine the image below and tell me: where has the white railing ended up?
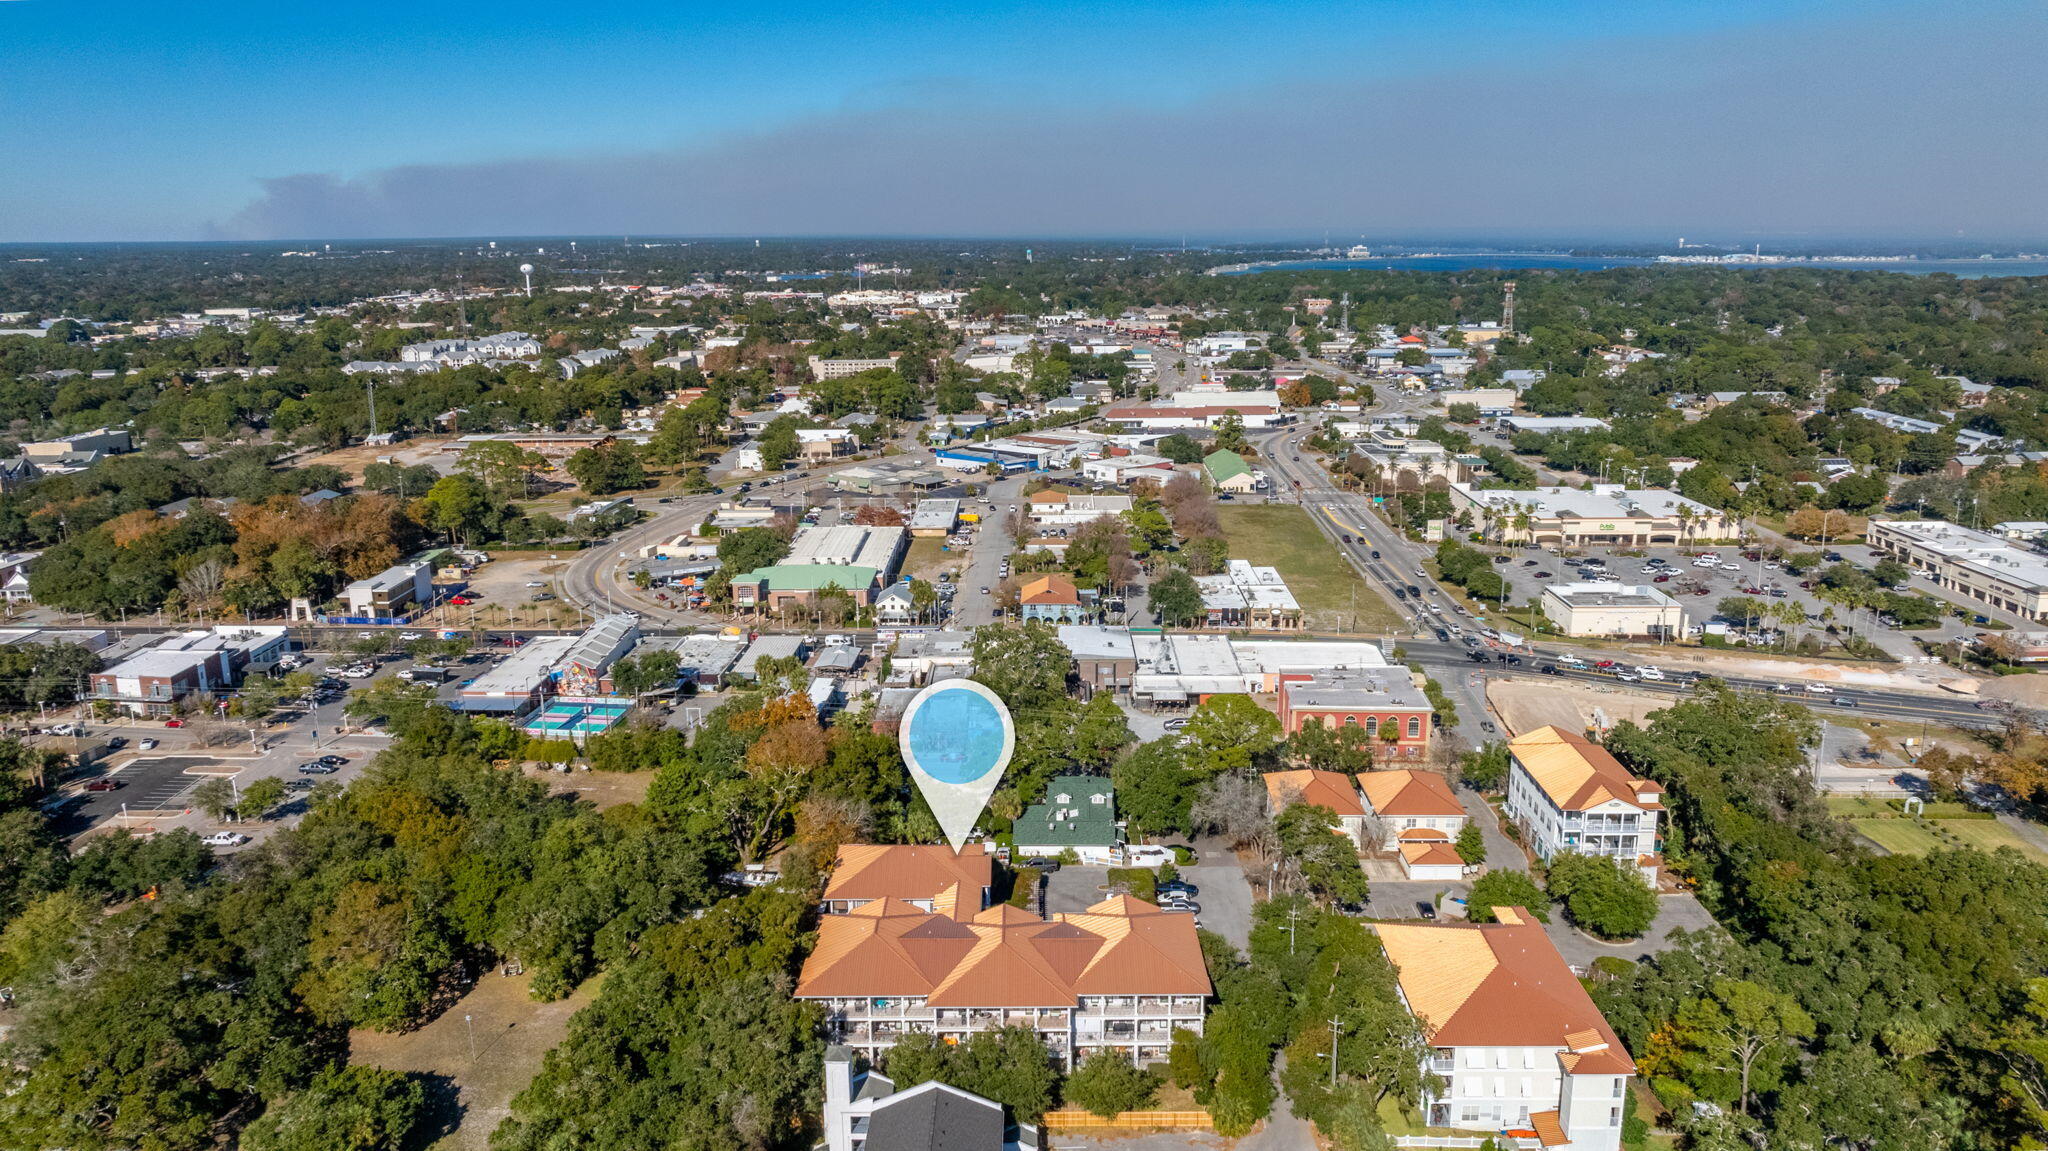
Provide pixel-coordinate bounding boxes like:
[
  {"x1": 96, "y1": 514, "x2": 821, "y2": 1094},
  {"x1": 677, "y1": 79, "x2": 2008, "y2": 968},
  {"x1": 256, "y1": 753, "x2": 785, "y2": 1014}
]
[{"x1": 1392, "y1": 1138, "x2": 1536, "y2": 1150}]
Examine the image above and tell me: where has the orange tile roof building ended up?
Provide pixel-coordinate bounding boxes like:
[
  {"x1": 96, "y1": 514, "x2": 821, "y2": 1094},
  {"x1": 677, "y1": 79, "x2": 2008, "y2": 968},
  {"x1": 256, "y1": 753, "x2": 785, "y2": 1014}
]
[
  {"x1": 1356, "y1": 770, "x2": 1470, "y2": 879},
  {"x1": 1017, "y1": 574, "x2": 1088, "y2": 624},
  {"x1": 821, "y1": 844, "x2": 995, "y2": 916},
  {"x1": 1504, "y1": 727, "x2": 1663, "y2": 882},
  {"x1": 795, "y1": 892, "x2": 1210, "y2": 1068},
  {"x1": 1264, "y1": 769, "x2": 1368, "y2": 846},
  {"x1": 1378, "y1": 908, "x2": 1636, "y2": 1150}
]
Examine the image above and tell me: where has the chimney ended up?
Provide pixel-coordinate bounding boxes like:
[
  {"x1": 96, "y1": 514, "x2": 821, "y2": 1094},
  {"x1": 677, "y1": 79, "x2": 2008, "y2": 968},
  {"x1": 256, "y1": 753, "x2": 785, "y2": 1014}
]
[{"x1": 824, "y1": 1047, "x2": 858, "y2": 1151}]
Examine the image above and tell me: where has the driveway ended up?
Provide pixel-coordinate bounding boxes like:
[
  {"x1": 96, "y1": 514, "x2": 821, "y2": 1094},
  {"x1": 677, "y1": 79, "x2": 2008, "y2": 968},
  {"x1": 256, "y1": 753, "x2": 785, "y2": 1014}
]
[
  {"x1": 1364, "y1": 878, "x2": 1469, "y2": 922},
  {"x1": 1540, "y1": 892, "x2": 1717, "y2": 970},
  {"x1": 1042, "y1": 860, "x2": 1254, "y2": 951}
]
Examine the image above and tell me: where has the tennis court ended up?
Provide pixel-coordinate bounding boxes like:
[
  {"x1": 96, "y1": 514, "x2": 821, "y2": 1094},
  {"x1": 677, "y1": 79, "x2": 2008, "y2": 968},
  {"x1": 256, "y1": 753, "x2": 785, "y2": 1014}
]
[{"x1": 521, "y1": 699, "x2": 630, "y2": 739}]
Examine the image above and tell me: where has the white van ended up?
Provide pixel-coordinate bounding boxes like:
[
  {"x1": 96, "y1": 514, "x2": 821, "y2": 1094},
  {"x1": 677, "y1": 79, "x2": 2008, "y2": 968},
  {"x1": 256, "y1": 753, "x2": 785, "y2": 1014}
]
[
  {"x1": 1122, "y1": 845, "x2": 1175, "y2": 867},
  {"x1": 1635, "y1": 666, "x2": 1665, "y2": 681}
]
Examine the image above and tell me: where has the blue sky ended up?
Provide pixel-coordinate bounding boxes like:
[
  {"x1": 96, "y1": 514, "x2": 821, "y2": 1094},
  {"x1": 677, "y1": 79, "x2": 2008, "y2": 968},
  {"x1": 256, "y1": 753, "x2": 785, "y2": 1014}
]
[{"x1": 0, "y1": 0, "x2": 2039, "y2": 240}]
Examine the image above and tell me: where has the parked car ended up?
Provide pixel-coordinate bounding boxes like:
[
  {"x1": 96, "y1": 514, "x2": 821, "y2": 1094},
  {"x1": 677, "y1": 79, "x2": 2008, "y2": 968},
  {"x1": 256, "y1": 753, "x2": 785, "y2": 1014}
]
[
  {"x1": 202, "y1": 832, "x2": 249, "y2": 847},
  {"x1": 1416, "y1": 902, "x2": 1437, "y2": 920},
  {"x1": 317, "y1": 754, "x2": 349, "y2": 767},
  {"x1": 164, "y1": 719, "x2": 184, "y2": 728},
  {"x1": 105, "y1": 736, "x2": 126, "y2": 750},
  {"x1": 83, "y1": 779, "x2": 120, "y2": 792},
  {"x1": 297, "y1": 762, "x2": 338, "y2": 775},
  {"x1": 139, "y1": 738, "x2": 159, "y2": 750},
  {"x1": 1157, "y1": 881, "x2": 1199, "y2": 898}
]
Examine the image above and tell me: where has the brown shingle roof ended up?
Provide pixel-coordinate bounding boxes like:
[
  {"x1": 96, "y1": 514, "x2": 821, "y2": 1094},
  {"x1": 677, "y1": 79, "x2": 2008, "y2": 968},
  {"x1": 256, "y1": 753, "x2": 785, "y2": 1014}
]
[
  {"x1": 1356, "y1": 769, "x2": 1465, "y2": 817},
  {"x1": 1375, "y1": 912, "x2": 1635, "y2": 1073},
  {"x1": 1264, "y1": 769, "x2": 1366, "y2": 818}
]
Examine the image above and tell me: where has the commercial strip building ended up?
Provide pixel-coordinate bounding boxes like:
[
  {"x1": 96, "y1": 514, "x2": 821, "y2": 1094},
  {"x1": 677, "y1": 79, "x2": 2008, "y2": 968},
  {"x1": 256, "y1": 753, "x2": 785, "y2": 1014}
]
[
  {"x1": 458, "y1": 635, "x2": 580, "y2": 714},
  {"x1": 1505, "y1": 727, "x2": 1663, "y2": 882},
  {"x1": 1378, "y1": 909, "x2": 1636, "y2": 1149},
  {"x1": 89, "y1": 626, "x2": 290, "y2": 717},
  {"x1": 731, "y1": 525, "x2": 906, "y2": 611},
  {"x1": 799, "y1": 846, "x2": 1209, "y2": 1068},
  {"x1": 1026, "y1": 491, "x2": 1133, "y2": 527},
  {"x1": 1867, "y1": 519, "x2": 2048, "y2": 621},
  {"x1": 908, "y1": 498, "x2": 961, "y2": 537},
  {"x1": 1450, "y1": 484, "x2": 1735, "y2": 548},
  {"x1": 1194, "y1": 559, "x2": 1303, "y2": 631},
  {"x1": 1539, "y1": 582, "x2": 1684, "y2": 638}
]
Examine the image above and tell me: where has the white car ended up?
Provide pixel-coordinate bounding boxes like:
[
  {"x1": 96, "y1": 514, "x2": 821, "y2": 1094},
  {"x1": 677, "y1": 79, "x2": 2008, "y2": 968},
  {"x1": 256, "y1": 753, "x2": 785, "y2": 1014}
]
[
  {"x1": 526, "y1": 580, "x2": 547, "y2": 588},
  {"x1": 1720, "y1": 563, "x2": 1744, "y2": 572},
  {"x1": 202, "y1": 831, "x2": 248, "y2": 847},
  {"x1": 399, "y1": 632, "x2": 422, "y2": 641},
  {"x1": 139, "y1": 738, "x2": 159, "y2": 750},
  {"x1": 1807, "y1": 684, "x2": 1834, "y2": 694},
  {"x1": 1635, "y1": 666, "x2": 1665, "y2": 681}
]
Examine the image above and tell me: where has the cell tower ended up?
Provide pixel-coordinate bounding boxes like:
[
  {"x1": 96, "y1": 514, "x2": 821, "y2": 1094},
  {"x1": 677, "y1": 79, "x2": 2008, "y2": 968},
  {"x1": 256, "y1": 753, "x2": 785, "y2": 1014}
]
[
  {"x1": 1501, "y1": 280, "x2": 1518, "y2": 334},
  {"x1": 1339, "y1": 291, "x2": 1351, "y2": 331}
]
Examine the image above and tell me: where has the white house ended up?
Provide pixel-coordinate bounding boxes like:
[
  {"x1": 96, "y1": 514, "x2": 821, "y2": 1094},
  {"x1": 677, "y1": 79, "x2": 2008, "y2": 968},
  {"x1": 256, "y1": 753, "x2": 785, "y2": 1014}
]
[
  {"x1": 1504, "y1": 726, "x2": 1663, "y2": 881},
  {"x1": 1356, "y1": 770, "x2": 1468, "y2": 879},
  {"x1": 1379, "y1": 908, "x2": 1636, "y2": 1150}
]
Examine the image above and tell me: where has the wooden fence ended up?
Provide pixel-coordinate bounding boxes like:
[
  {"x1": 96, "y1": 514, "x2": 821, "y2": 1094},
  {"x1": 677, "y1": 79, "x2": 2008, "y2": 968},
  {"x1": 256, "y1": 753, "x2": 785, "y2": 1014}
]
[{"x1": 1041, "y1": 1109, "x2": 1215, "y2": 1131}]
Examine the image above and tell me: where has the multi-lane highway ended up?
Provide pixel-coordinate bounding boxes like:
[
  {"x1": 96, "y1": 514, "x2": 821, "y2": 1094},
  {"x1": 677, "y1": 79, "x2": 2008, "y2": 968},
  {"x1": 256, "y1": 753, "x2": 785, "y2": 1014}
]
[{"x1": 1247, "y1": 426, "x2": 2000, "y2": 733}]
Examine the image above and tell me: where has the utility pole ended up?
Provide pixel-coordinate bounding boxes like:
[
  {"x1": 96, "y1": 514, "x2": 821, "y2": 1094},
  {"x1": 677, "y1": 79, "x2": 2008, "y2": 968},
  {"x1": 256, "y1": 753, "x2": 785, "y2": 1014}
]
[
  {"x1": 1286, "y1": 901, "x2": 1302, "y2": 954},
  {"x1": 366, "y1": 378, "x2": 378, "y2": 440},
  {"x1": 1328, "y1": 1016, "x2": 1344, "y2": 1090}
]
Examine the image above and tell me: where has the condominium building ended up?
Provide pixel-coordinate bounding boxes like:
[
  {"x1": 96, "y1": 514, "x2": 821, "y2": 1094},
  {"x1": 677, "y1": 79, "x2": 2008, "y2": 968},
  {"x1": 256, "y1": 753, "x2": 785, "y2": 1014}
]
[
  {"x1": 821, "y1": 844, "x2": 994, "y2": 915},
  {"x1": 1504, "y1": 727, "x2": 1662, "y2": 881},
  {"x1": 1379, "y1": 908, "x2": 1636, "y2": 1150},
  {"x1": 796, "y1": 891, "x2": 1209, "y2": 1068},
  {"x1": 1867, "y1": 518, "x2": 2048, "y2": 621}
]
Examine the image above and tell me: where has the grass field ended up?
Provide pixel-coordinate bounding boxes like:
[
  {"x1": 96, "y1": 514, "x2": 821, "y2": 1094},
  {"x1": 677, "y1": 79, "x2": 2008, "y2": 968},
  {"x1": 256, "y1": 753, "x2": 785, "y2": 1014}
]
[
  {"x1": 1216, "y1": 505, "x2": 1404, "y2": 633},
  {"x1": 901, "y1": 536, "x2": 954, "y2": 579},
  {"x1": 1843, "y1": 812, "x2": 2048, "y2": 861},
  {"x1": 352, "y1": 971, "x2": 606, "y2": 1150}
]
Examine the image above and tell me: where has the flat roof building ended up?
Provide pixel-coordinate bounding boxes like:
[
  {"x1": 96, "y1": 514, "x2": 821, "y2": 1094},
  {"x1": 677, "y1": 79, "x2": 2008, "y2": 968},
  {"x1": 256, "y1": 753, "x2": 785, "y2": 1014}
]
[
  {"x1": 1539, "y1": 581, "x2": 1684, "y2": 638},
  {"x1": 1194, "y1": 559, "x2": 1302, "y2": 631},
  {"x1": 1868, "y1": 518, "x2": 2048, "y2": 621},
  {"x1": 1276, "y1": 670, "x2": 1434, "y2": 761},
  {"x1": 343, "y1": 561, "x2": 433, "y2": 620},
  {"x1": 1451, "y1": 484, "x2": 1734, "y2": 548}
]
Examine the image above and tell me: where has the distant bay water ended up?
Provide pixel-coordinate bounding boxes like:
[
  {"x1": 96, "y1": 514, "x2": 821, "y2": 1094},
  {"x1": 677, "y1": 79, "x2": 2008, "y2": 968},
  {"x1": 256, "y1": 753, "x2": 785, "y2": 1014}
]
[{"x1": 1218, "y1": 252, "x2": 2048, "y2": 279}]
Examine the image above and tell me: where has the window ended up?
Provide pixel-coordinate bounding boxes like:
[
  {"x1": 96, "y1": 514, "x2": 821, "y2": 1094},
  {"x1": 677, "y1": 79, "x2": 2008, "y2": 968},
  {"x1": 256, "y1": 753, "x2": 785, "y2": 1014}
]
[
  {"x1": 1523, "y1": 1050, "x2": 1535, "y2": 1069},
  {"x1": 1613, "y1": 1078, "x2": 1626, "y2": 1098},
  {"x1": 1611, "y1": 1107, "x2": 1623, "y2": 1126},
  {"x1": 1408, "y1": 715, "x2": 1422, "y2": 737},
  {"x1": 1344, "y1": 715, "x2": 1359, "y2": 727}
]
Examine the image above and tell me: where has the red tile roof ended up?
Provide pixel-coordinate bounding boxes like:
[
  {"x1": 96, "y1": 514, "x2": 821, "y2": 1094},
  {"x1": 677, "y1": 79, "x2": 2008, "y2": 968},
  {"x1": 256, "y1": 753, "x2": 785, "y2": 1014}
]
[
  {"x1": 1356, "y1": 769, "x2": 1465, "y2": 817},
  {"x1": 1264, "y1": 769, "x2": 1366, "y2": 817},
  {"x1": 823, "y1": 843, "x2": 993, "y2": 908}
]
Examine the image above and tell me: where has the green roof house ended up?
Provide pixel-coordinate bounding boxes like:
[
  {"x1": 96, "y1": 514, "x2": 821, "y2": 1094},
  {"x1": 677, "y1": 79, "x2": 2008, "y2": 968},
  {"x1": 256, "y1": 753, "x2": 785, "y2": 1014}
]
[
  {"x1": 1013, "y1": 775, "x2": 1121, "y2": 861},
  {"x1": 1203, "y1": 449, "x2": 1260, "y2": 493}
]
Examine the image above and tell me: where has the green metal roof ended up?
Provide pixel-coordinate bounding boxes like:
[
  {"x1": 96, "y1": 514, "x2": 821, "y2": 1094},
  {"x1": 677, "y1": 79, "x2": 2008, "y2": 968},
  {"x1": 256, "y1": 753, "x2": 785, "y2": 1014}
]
[
  {"x1": 1204, "y1": 449, "x2": 1251, "y2": 482},
  {"x1": 734, "y1": 564, "x2": 879, "y2": 592},
  {"x1": 1014, "y1": 775, "x2": 1118, "y2": 848}
]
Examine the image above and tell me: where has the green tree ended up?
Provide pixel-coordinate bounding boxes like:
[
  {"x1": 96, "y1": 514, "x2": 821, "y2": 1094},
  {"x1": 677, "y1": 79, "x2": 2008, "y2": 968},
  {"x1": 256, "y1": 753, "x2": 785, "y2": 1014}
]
[
  {"x1": 1465, "y1": 869, "x2": 1548, "y2": 922},
  {"x1": 1546, "y1": 853, "x2": 1659, "y2": 940},
  {"x1": 968, "y1": 623, "x2": 1073, "y2": 713},
  {"x1": 241, "y1": 1065, "x2": 427, "y2": 1151},
  {"x1": 191, "y1": 776, "x2": 236, "y2": 822},
  {"x1": 1147, "y1": 568, "x2": 1204, "y2": 626},
  {"x1": 419, "y1": 473, "x2": 491, "y2": 546},
  {"x1": 1180, "y1": 695, "x2": 1282, "y2": 775},
  {"x1": 1454, "y1": 823, "x2": 1486, "y2": 866},
  {"x1": 235, "y1": 775, "x2": 288, "y2": 821},
  {"x1": 1459, "y1": 741, "x2": 1508, "y2": 791},
  {"x1": 1113, "y1": 739, "x2": 1199, "y2": 839},
  {"x1": 1670, "y1": 978, "x2": 1816, "y2": 1116},
  {"x1": 948, "y1": 1026, "x2": 1060, "y2": 1122},
  {"x1": 1064, "y1": 1049, "x2": 1159, "y2": 1118},
  {"x1": 1275, "y1": 803, "x2": 1370, "y2": 904}
]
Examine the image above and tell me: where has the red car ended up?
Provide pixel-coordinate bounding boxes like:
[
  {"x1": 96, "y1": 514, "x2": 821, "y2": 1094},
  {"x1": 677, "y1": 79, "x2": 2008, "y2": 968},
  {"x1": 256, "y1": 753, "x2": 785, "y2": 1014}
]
[
  {"x1": 1594, "y1": 659, "x2": 1618, "y2": 670},
  {"x1": 1653, "y1": 573, "x2": 1672, "y2": 583},
  {"x1": 164, "y1": 719, "x2": 185, "y2": 728},
  {"x1": 451, "y1": 596, "x2": 474, "y2": 606},
  {"x1": 84, "y1": 779, "x2": 120, "y2": 792}
]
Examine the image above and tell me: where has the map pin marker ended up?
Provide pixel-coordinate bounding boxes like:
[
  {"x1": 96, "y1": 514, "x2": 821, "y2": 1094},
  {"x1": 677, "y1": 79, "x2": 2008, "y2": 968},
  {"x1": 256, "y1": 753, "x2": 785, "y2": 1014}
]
[{"x1": 900, "y1": 679, "x2": 1015, "y2": 852}]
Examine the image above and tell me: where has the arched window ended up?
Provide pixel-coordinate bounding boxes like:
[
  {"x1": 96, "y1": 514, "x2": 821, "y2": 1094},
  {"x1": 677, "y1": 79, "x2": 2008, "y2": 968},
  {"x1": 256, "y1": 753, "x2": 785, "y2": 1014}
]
[
  {"x1": 1344, "y1": 715, "x2": 1359, "y2": 727},
  {"x1": 1407, "y1": 716, "x2": 1422, "y2": 738}
]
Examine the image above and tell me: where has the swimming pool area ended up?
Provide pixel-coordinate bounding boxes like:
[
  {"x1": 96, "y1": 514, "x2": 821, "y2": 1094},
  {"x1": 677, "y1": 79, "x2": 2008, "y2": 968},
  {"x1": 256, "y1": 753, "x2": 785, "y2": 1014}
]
[{"x1": 521, "y1": 698, "x2": 631, "y2": 739}]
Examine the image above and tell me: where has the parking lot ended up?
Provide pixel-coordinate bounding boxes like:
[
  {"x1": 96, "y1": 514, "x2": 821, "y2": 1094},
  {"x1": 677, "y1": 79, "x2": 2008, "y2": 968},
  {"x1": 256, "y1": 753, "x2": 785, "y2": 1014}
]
[{"x1": 1044, "y1": 860, "x2": 1254, "y2": 950}]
